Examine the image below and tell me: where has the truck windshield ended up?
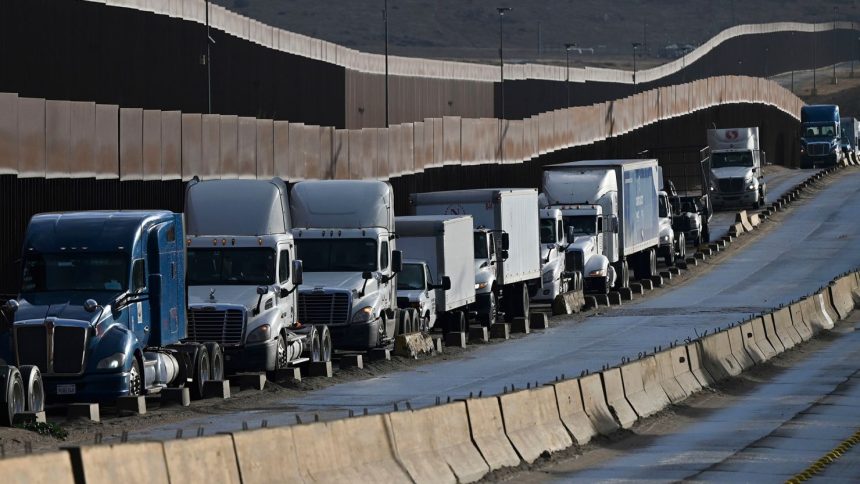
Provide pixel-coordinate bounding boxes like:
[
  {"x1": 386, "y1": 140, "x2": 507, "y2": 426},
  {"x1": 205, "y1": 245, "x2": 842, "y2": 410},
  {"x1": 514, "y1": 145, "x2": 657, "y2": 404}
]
[
  {"x1": 187, "y1": 248, "x2": 275, "y2": 285},
  {"x1": 473, "y1": 232, "x2": 489, "y2": 259},
  {"x1": 295, "y1": 239, "x2": 378, "y2": 272},
  {"x1": 563, "y1": 216, "x2": 596, "y2": 236},
  {"x1": 711, "y1": 152, "x2": 753, "y2": 168},
  {"x1": 397, "y1": 264, "x2": 425, "y2": 290},
  {"x1": 22, "y1": 253, "x2": 129, "y2": 293},
  {"x1": 803, "y1": 124, "x2": 836, "y2": 138},
  {"x1": 539, "y1": 219, "x2": 556, "y2": 243},
  {"x1": 659, "y1": 196, "x2": 669, "y2": 218}
]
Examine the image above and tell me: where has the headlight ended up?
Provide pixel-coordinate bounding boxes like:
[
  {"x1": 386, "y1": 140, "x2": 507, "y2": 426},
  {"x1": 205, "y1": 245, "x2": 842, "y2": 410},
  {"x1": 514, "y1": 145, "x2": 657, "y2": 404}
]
[
  {"x1": 660, "y1": 235, "x2": 670, "y2": 243},
  {"x1": 246, "y1": 324, "x2": 272, "y2": 343},
  {"x1": 588, "y1": 269, "x2": 606, "y2": 277},
  {"x1": 475, "y1": 282, "x2": 488, "y2": 290},
  {"x1": 542, "y1": 271, "x2": 555, "y2": 284},
  {"x1": 96, "y1": 352, "x2": 126, "y2": 370},
  {"x1": 747, "y1": 183, "x2": 755, "y2": 190},
  {"x1": 351, "y1": 306, "x2": 374, "y2": 323}
]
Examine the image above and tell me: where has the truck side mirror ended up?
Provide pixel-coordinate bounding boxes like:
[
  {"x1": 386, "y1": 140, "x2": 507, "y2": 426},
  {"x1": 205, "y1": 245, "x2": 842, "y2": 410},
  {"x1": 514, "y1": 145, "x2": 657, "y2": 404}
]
[
  {"x1": 83, "y1": 299, "x2": 100, "y2": 313},
  {"x1": 362, "y1": 271, "x2": 374, "y2": 280},
  {"x1": 291, "y1": 259, "x2": 303, "y2": 286},
  {"x1": 501, "y1": 249, "x2": 509, "y2": 260},
  {"x1": 597, "y1": 217, "x2": 604, "y2": 232},
  {"x1": 256, "y1": 286, "x2": 269, "y2": 295},
  {"x1": 501, "y1": 233, "x2": 510, "y2": 251},
  {"x1": 441, "y1": 276, "x2": 452, "y2": 291},
  {"x1": 391, "y1": 250, "x2": 403, "y2": 273},
  {"x1": 3, "y1": 299, "x2": 19, "y2": 314}
]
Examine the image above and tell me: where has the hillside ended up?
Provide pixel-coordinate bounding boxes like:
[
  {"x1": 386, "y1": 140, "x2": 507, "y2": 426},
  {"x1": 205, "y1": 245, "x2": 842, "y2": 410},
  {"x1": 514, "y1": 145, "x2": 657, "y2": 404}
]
[{"x1": 214, "y1": 0, "x2": 853, "y2": 66}]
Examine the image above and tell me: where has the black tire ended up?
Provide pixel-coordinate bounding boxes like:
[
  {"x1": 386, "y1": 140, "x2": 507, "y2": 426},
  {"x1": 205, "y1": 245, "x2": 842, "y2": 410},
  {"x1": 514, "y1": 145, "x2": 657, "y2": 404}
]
[
  {"x1": 275, "y1": 334, "x2": 290, "y2": 370},
  {"x1": 664, "y1": 246, "x2": 674, "y2": 267},
  {"x1": 0, "y1": 366, "x2": 25, "y2": 427},
  {"x1": 319, "y1": 325, "x2": 332, "y2": 362},
  {"x1": 19, "y1": 365, "x2": 44, "y2": 413},
  {"x1": 677, "y1": 233, "x2": 686, "y2": 261},
  {"x1": 421, "y1": 313, "x2": 431, "y2": 333},
  {"x1": 613, "y1": 260, "x2": 629, "y2": 290},
  {"x1": 308, "y1": 326, "x2": 322, "y2": 362},
  {"x1": 481, "y1": 291, "x2": 497, "y2": 327},
  {"x1": 203, "y1": 342, "x2": 223, "y2": 382},
  {"x1": 190, "y1": 346, "x2": 210, "y2": 400},
  {"x1": 128, "y1": 356, "x2": 143, "y2": 397}
]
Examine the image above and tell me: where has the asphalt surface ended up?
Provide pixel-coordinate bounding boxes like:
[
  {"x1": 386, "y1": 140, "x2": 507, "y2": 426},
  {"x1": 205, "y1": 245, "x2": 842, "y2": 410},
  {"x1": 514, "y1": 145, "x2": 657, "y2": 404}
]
[
  {"x1": 554, "y1": 317, "x2": 860, "y2": 483},
  {"x1": 131, "y1": 167, "x2": 860, "y2": 442}
]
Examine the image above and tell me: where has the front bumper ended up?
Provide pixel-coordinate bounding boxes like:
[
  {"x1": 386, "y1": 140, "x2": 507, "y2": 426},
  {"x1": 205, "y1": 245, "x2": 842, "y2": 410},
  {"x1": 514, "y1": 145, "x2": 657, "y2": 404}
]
[
  {"x1": 43, "y1": 371, "x2": 132, "y2": 403},
  {"x1": 328, "y1": 319, "x2": 380, "y2": 351},
  {"x1": 712, "y1": 190, "x2": 757, "y2": 207},
  {"x1": 801, "y1": 153, "x2": 838, "y2": 168},
  {"x1": 223, "y1": 339, "x2": 278, "y2": 373},
  {"x1": 584, "y1": 276, "x2": 608, "y2": 294},
  {"x1": 532, "y1": 278, "x2": 561, "y2": 302}
]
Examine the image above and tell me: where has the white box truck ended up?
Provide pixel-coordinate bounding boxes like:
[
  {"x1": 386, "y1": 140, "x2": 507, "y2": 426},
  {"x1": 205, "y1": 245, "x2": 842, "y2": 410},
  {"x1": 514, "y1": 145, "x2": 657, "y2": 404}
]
[
  {"x1": 707, "y1": 127, "x2": 767, "y2": 210},
  {"x1": 410, "y1": 189, "x2": 541, "y2": 325},
  {"x1": 185, "y1": 178, "x2": 331, "y2": 374},
  {"x1": 543, "y1": 159, "x2": 661, "y2": 292},
  {"x1": 290, "y1": 180, "x2": 403, "y2": 351},
  {"x1": 395, "y1": 215, "x2": 476, "y2": 331},
  {"x1": 535, "y1": 208, "x2": 571, "y2": 302}
]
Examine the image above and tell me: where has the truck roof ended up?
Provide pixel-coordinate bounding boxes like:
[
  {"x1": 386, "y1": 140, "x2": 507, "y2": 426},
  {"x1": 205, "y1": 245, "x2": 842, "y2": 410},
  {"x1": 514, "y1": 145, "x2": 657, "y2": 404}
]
[
  {"x1": 411, "y1": 188, "x2": 536, "y2": 205},
  {"x1": 185, "y1": 178, "x2": 290, "y2": 236},
  {"x1": 544, "y1": 158, "x2": 658, "y2": 170},
  {"x1": 395, "y1": 215, "x2": 474, "y2": 236},
  {"x1": 291, "y1": 180, "x2": 394, "y2": 230},
  {"x1": 24, "y1": 211, "x2": 174, "y2": 253}
]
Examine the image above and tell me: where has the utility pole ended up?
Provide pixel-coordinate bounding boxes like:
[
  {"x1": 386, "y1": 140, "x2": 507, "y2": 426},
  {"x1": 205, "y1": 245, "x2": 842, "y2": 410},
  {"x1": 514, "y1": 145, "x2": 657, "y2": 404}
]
[
  {"x1": 384, "y1": 0, "x2": 390, "y2": 127},
  {"x1": 813, "y1": 23, "x2": 818, "y2": 96},
  {"x1": 565, "y1": 43, "x2": 576, "y2": 107},
  {"x1": 832, "y1": 7, "x2": 838, "y2": 85},
  {"x1": 497, "y1": 7, "x2": 511, "y2": 121},
  {"x1": 205, "y1": 0, "x2": 213, "y2": 114},
  {"x1": 632, "y1": 42, "x2": 641, "y2": 94}
]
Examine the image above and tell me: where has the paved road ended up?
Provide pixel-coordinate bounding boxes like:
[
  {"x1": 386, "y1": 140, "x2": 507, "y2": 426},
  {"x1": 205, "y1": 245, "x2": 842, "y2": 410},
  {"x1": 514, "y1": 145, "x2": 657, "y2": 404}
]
[
  {"x1": 556, "y1": 319, "x2": 860, "y2": 482},
  {"x1": 132, "y1": 168, "x2": 860, "y2": 441}
]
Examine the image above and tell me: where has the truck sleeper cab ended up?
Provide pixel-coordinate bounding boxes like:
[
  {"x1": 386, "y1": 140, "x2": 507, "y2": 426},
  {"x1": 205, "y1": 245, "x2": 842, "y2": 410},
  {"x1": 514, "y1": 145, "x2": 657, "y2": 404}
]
[
  {"x1": 800, "y1": 105, "x2": 842, "y2": 168},
  {"x1": 2, "y1": 211, "x2": 217, "y2": 402}
]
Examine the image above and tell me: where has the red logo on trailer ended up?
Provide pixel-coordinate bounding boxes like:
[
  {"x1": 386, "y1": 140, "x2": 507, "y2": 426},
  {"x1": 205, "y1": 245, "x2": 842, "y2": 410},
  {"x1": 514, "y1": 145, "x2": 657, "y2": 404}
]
[{"x1": 725, "y1": 130, "x2": 739, "y2": 140}]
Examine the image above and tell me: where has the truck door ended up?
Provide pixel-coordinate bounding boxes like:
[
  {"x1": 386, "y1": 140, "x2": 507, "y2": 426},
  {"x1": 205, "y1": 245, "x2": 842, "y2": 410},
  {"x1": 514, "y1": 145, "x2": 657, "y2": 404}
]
[
  {"x1": 277, "y1": 246, "x2": 295, "y2": 326},
  {"x1": 128, "y1": 258, "x2": 150, "y2": 346},
  {"x1": 146, "y1": 220, "x2": 183, "y2": 346}
]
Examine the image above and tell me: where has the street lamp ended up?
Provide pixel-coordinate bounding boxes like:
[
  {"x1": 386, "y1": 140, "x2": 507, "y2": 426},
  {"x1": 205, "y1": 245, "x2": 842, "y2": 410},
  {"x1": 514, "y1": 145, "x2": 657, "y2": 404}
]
[
  {"x1": 813, "y1": 23, "x2": 818, "y2": 96},
  {"x1": 384, "y1": 0, "x2": 390, "y2": 127},
  {"x1": 565, "y1": 42, "x2": 576, "y2": 107},
  {"x1": 764, "y1": 47, "x2": 769, "y2": 77},
  {"x1": 632, "y1": 42, "x2": 642, "y2": 93},
  {"x1": 204, "y1": 0, "x2": 214, "y2": 114},
  {"x1": 497, "y1": 7, "x2": 512, "y2": 121},
  {"x1": 833, "y1": 7, "x2": 839, "y2": 85}
]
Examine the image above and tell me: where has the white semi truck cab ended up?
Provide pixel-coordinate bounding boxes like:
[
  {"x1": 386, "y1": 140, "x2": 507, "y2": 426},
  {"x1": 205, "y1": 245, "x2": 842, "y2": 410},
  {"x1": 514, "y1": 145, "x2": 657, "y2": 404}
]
[
  {"x1": 184, "y1": 178, "x2": 329, "y2": 374},
  {"x1": 707, "y1": 128, "x2": 767, "y2": 210},
  {"x1": 534, "y1": 209, "x2": 568, "y2": 302},
  {"x1": 550, "y1": 204, "x2": 614, "y2": 294},
  {"x1": 290, "y1": 180, "x2": 403, "y2": 351},
  {"x1": 396, "y1": 260, "x2": 447, "y2": 332}
]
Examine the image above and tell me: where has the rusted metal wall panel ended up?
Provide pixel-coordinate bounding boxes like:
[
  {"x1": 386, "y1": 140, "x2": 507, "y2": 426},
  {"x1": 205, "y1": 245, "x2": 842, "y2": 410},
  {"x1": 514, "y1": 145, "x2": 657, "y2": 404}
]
[
  {"x1": 0, "y1": 93, "x2": 18, "y2": 175},
  {"x1": 377, "y1": 128, "x2": 389, "y2": 180},
  {"x1": 320, "y1": 126, "x2": 333, "y2": 180},
  {"x1": 17, "y1": 97, "x2": 46, "y2": 178},
  {"x1": 237, "y1": 117, "x2": 256, "y2": 179},
  {"x1": 303, "y1": 124, "x2": 321, "y2": 180},
  {"x1": 161, "y1": 110, "x2": 181, "y2": 179},
  {"x1": 219, "y1": 115, "x2": 238, "y2": 179},
  {"x1": 200, "y1": 114, "x2": 220, "y2": 180},
  {"x1": 273, "y1": 120, "x2": 290, "y2": 180},
  {"x1": 142, "y1": 109, "x2": 162, "y2": 180},
  {"x1": 256, "y1": 118, "x2": 274, "y2": 179},
  {"x1": 288, "y1": 122, "x2": 305, "y2": 181},
  {"x1": 69, "y1": 101, "x2": 96, "y2": 178},
  {"x1": 119, "y1": 108, "x2": 143, "y2": 181},
  {"x1": 333, "y1": 128, "x2": 349, "y2": 179},
  {"x1": 180, "y1": 113, "x2": 201, "y2": 181},
  {"x1": 95, "y1": 104, "x2": 119, "y2": 179},
  {"x1": 442, "y1": 116, "x2": 460, "y2": 166},
  {"x1": 45, "y1": 100, "x2": 71, "y2": 178}
]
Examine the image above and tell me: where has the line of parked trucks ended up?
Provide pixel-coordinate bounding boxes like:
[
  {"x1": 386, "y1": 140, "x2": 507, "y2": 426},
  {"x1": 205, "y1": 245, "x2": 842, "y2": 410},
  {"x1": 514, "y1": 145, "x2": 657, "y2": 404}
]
[{"x1": 0, "y1": 125, "x2": 775, "y2": 417}]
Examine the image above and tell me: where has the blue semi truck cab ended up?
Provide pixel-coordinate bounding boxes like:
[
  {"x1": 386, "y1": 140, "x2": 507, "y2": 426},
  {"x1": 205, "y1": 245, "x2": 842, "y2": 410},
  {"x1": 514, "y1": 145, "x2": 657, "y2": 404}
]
[
  {"x1": 0, "y1": 211, "x2": 220, "y2": 402},
  {"x1": 800, "y1": 105, "x2": 843, "y2": 168}
]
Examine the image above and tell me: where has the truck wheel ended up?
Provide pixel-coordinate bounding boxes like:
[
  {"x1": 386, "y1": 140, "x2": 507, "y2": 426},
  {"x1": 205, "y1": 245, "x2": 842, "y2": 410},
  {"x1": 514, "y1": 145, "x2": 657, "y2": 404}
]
[
  {"x1": 190, "y1": 346, "x2": 210, "y2": 400},
  {"x1": 678, "y1": 233, "x2": 686, "y2": 260},
  {"x1": 319, "y1": 325, "x2": 332, "y2": 362},
  {"x1": 19, "y1": 365, "x2": 44, "y2": 413},
  {"x1": 276, "y1": 335, "x2": 290, "y2": 370},
  {"x1": 0, "y1": 366, "x2": 25, "y2": 427},
  {"x1": 203, "y1": 342, "x2": 224, "y2": 382},
  {"x1": 664, "y1": 246, "x2": 674, "y2": 267},
  {"x1": 481, "y1": 292, "x2": 497, "y2": 327},
  {"x1": 128, "y1": 356, "x2": 143, "y2": 397},
  {"x1": 613, "y1": 261, "x2": 629, "y2": 290},
  {"x1": 308, "y1": 326, "x2": 322, "y2": 362}
]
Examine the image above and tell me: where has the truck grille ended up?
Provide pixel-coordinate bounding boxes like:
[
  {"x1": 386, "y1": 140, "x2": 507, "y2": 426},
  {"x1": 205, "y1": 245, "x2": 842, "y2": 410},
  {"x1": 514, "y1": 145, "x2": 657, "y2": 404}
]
[
  {"x1": 566, "y1": 250, "x2": 585, "y2": 272},
  {"x1": 298, "y1": 293, "x2": 350, "y2": 325},
  {"x1": 807, "y1": 143, "x2": 829, "y2": 156},
  {"x1": 187, "y1": 308, "x2": 245, "y2": 345},
  {"x1": 717, "y1": 178, "x2": 745, "y2": 193},
  {"x1": 15, "y1": 323, "x2": 87, "y2": 375}
]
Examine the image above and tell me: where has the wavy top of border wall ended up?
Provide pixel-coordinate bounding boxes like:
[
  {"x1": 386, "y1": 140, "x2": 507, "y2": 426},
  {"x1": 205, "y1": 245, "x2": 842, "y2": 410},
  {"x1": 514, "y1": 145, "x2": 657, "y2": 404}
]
[{"x1": 88, "y1": 1, "x2": 852, "y2": 84}]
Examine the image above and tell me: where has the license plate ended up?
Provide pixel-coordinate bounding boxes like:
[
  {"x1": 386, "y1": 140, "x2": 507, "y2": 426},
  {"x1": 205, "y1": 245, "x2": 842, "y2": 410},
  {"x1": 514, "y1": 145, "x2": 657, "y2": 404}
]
[{"x1": 56, "y1": 384, "x2": 76, "y2": 395}]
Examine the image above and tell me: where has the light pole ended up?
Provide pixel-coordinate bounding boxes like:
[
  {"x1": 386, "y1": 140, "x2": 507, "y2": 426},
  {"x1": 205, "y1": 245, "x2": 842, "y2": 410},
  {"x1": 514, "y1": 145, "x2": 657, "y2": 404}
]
[
  {"x1": 764, "y1": 47, "x2": 769, "y2": 77},
  {"x1": 813, "y1": 23, "x2": 818, "y2": 96},
  {"x1": 565, "y1": 43, "x2": 576, "y2": 107},
  {"x1": 833, "y1": 7, "x2": 838, "y2": 85},
  {"x1": 384, "y1": 0, "x2": 390, "y2": 127},
  {"x1": 632, "y1": 42, "x2": 641, "y2": 94},
  {"x1": 497, "y1": 7, "x2": 512, "y2": 121},
  {"x1": 204, "y1": 0, "x2": 214, "y2": 114}
]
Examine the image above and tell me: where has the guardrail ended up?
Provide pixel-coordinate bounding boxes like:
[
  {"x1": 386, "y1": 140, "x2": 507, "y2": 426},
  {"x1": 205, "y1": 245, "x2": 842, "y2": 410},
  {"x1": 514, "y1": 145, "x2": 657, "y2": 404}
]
[{"x1": 0, "y1": 75, "x2": 801, "y2": 181}]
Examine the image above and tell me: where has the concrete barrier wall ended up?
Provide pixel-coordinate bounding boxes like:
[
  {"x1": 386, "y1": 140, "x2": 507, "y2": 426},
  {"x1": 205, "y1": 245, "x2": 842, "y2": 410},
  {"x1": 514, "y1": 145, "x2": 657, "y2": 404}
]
[
  {"x1": 669, "y1": 346, "x2": 702, "y2": 395},
  {"x1": 1, "y1": 451, "x2": 75, "y2": 484},
  {"x1": 639, "y1": 355, "x2": 672, "y2": 412},
  {"x1": 389, "y1": 401, "x2": 489, "y2": 483},
  {"x1": 700, "y1": 331, "x2": 742, "y2": 380},
  {"x1": 815, "y1": 293, "x2": 836, "y2": 330},
  {"x1": 739, "y1": 321, "x2": 768, "y2": 364},
  {"x1": 654, "y1": 351, "x2": 687, "y2": 404},
  {"x1": 465, "y1": 397, "x2": 521, "y2": 471},
  {"x1": 232, "y1": 427, "x2": 305, "y2": 484},
  {"x1": 686, "y1": 342, "x2": 716, "y2": 387},
  {"x1": 499, "y1": 386, "x2": 572, "y2": 464},
  {"x1": 551, "y1": 378, "x2": 598, "y2": 445},
  {"x1": 790, "y1": 302, "x2": 814, "y2": 341},
  {"x1": 161, "y1": 435, "x2": 242, "y2": 483},
  {"x1": 601, "y1": 368, "x2": 638, "y2": 429},
  {"x1": 831, "y1": 276, "x2": 856, "y2": 320},
  {"x1": 620, "y1": 359, "x2": 662, "y2": 418},
  {"x1": 70, "y1": 442, "x2": 169, "y2": 484},
  {"x1": 761, "y1": 314, "x2": 786, "y2": 354},
  {"x1": 800, "y1": 297, "x2": 827, "y2": 334}
]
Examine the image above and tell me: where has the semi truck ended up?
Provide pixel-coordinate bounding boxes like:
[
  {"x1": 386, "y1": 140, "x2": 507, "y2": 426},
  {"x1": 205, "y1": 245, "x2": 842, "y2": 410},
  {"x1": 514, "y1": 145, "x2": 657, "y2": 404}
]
[
  {"x1": 395, "y1": 215, "x2": 475, "y2": 331},
  {"x1": 706, "y1": 127, "x2": 767, "y2": 210},
  {"x1": 290, "y1": 180, "x2": 403, "y2": 351},
  {"x1": 1, "y1": 211, "x2": 218, "y2": 402},
  {"x1": 542, "y1": 159, "x2": 661, "y2": 292},
  {"x1": 184, "y1": 178, "x2": 331, "y2": 375},
  {"x1": 800, "y1": 105, "x2": 842, "y2": 168},
  {"x1": 840, "y1": 116, "x2": 859, "y2": 163},
  {"x1": 410, "y1": 189, "x2": 541, "y2": 326},
  {"x1": 535, "y1": 208, "x2": 571, "y2": 302}
]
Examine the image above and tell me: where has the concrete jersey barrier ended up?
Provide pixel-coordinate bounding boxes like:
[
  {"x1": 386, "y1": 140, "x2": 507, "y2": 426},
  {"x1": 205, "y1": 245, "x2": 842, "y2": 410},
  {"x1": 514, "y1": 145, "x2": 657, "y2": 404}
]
[
  {"x1": 2, "y1": 451, "x2": 75, "y2": 484},
  {"x1": 639, "y1": 355, "x2": 672, "y2": 412},
  {"x1": 654, "y1": 350, "x2": 688, "y2": 403},
  {"x1": 789, "y1": 302, "x2": 813, "y2": 341},
  {"x1": 579, "y1": 373, "x2": 621, "y2": 435},
  {"x1": 162, "y1": 435, "x2": 242, "y2": 484},
  {"x1": 686, "y1": 342, "x2": 716, "y2": 387},
  {"x1": 669, "y1": 346, "x2": 702, "y2": 395},
  {"x1": 800, "y1": 296, "x2": 827, "y2": 333},
  {"x1": 551, "y1": 378, "x2": 599, "y2": 445},
  {"x1": 620, "y1": 359, "x2": 662, "y2": 418},
  {"x1": 601, "y1": 368, "x2": 638, "y2": 429},
  {"x1": 773, "y1": 306, "x2": 801, "y2": 348},
  {"x1": 727, "y1": 326, "x2": 755, "y2": 370},
  {"x1": 465, "y1": 397, "x2": 521, "y2": 471},
  {"x1": 815, "y1": 292, "x2": 836, "y2": 330},
  {"x1": 761, "y1": 313, "x2": 786, "y2": 353},
  {"x1": 499, "y1": 386, "x2": 573, "y2": 463},
  {"x1": 70, "y1": 442, "x2": 169, "y2": 484},
  {"x1": 739, "y1": 320, "x2": 768, "y2": 364},
  {"x1": 389, "y1": 401, "x2": 489, "y2": 483},
  {"x1": 736, "y1": 211, "x2": 754, "y2": 232},
  {"x1": 830, "y1": 276, "x2": 855, "y2": 320},
  {"x1": 232, "y1": 426, "x2": 305, "y2": 484},
  {"x1": 700, "y1": 331, "x2": 742, "y2": 380}
]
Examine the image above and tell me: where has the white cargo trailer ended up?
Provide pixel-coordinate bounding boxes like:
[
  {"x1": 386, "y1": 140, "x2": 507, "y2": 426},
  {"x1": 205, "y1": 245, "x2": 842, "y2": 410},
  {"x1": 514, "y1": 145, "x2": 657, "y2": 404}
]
[
  {"x1": 395, "y1": 215, "x2": 476, "y2": 330},
  {"x1": 409, "y1": 189, "x2": 540, "y2": 325}
]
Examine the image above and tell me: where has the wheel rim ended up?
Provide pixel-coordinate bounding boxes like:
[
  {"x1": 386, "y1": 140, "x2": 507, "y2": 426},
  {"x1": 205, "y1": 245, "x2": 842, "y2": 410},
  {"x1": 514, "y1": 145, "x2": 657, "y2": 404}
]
[
  {"x1": 312, "y1": 333, "x2": 321, "y2": 361},
  {"x1": 322, "y1": 330, "x2": 332, "y2": 362},
  {"x1": 11, "y1": 379, "x2": 25, "y2": 416},
  {"x1": 522, "y1": 284, "x2": 529, "y2": 316},
  {"x1": 129, "y1": 360, "x2": 142, "y2": 396},
  {"x1": 489, "y1": 293, "x2": 496, "y2": 324},
  {"x1": 277, "y1": 337, "x2": 289, "y2": 369},
  {"x1": 30, "y1": 375, "x2": 44, "y2": 412},
  {"x1": 199, "y1": 353, "x2": 210, "y2": 383},
  {"x1": 212, "y1": 351, "x2": 224, "y2": 381}
]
